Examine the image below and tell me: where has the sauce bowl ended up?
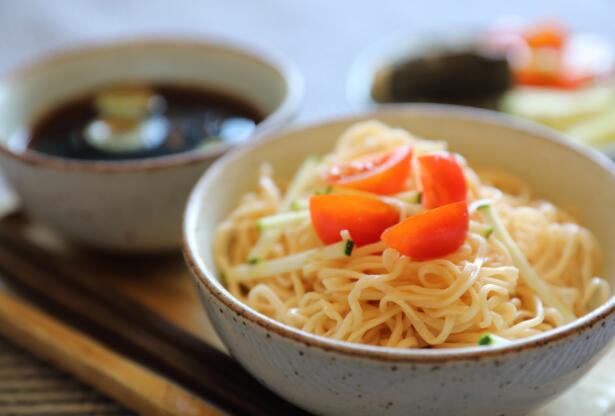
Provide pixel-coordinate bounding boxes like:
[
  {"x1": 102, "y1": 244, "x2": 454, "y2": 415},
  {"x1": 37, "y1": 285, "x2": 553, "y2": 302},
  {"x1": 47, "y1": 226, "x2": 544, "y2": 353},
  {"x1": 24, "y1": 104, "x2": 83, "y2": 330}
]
[
  {"x1": 184, "y1": 106, "x2": 615, "y2": 416},
  {"x1": 0, "y1": 37, "x2": 302, "y2": 252}
]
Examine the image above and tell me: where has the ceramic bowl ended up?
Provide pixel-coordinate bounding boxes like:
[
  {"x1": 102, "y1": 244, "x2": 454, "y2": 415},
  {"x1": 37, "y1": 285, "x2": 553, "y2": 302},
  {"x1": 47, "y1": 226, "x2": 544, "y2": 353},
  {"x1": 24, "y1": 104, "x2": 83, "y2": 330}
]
[
  {"x1": 184, "y1": 106, "x2": 615, "y2": 416},
  {"x1": 0, "y1": 38, "x2": 302, "y2": 252}
]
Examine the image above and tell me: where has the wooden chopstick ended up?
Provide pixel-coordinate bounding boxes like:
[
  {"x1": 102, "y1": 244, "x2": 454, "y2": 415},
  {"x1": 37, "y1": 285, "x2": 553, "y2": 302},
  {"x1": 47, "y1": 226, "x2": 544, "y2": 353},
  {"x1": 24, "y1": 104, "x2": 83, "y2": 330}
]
[
  {"x1": 0, "y1": 224, "x2": 309, "y2": 416},
  {"x1": 0, "y1": 291, "x2": 223, "y2": 416}
]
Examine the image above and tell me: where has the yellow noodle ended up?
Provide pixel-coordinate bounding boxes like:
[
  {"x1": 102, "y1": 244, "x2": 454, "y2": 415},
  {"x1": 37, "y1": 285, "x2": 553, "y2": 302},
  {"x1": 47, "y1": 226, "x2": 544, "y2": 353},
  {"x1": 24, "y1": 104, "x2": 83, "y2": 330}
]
[{"x1": 213, "y1": 121, "x2": 611, "y2": 348}]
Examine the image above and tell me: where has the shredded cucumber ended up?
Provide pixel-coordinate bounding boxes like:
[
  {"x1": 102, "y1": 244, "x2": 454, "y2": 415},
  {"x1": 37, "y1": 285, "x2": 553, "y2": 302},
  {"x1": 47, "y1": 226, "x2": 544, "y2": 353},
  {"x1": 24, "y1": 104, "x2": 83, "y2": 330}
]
[
  {"x1": 247, "y1": 229, "x2": 281, "y2": 263},
  {"x1": 393, "y1": 190, "x2": 422, "y2": 204},
  {"x1": 280, "y1": 156, "x2": 320, "y2": 211},
  {"x1": 257, "y1": 210, "x2": 310, "y2": 230},
  {"x1": 290, "y1": 199, "x2": 309, "y2": 211},
  {"x1": 234, "y1": 239, "x2": 354, "y2": 282},
  {"x1": 565, "y1": 106, "x2": 615, "y2": 145},
  {"x1": 259, "y1": 189, "x2": 420, "y2": 233},
  {"x1": 500, "y1": 86, "x2": 615, "y2": 131},
  {"x1": 248, "y1": 156, "x2": 320, "y2": 261},
  {"x1": 478, "y1": 204, "x2": 576, "y2": 322},
  {"x1": 469, "y1": 220, "x2": 494, "y2": 238}
]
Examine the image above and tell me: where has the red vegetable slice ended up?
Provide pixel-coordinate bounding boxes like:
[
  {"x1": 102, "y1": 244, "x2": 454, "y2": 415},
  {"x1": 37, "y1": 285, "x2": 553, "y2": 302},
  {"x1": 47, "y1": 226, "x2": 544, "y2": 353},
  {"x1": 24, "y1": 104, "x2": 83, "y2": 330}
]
[
  {"x1": 419, "y1": 152, "x2": 467, "y2": 209},
  {"x1": 523, "y1": 21, "x2": 567, "y2": 49},
  {"x1": 381, "y1": 201, "x2": 469, "y2": 260},
  {"x1": 514, "y1": 68, "x2": 594, "y2": 90},
  {"x1": 310, "y1": 194, "x2": 399, "y2": 246},
  {"x1": 325, "y1": 145, "x2": 413, "y2": 195}
]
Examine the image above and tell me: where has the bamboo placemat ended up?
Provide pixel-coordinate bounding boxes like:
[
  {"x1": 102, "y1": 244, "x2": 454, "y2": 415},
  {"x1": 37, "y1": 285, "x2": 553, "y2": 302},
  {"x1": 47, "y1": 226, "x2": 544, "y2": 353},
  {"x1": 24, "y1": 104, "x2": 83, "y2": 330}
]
[{"x1": 0, "y1": 336, "x2": 132, "y2": 416}]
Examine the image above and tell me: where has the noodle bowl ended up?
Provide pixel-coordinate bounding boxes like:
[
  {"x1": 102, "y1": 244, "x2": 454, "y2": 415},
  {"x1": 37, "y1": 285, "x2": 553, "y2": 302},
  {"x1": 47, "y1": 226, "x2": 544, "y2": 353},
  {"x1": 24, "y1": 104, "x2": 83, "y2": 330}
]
[{"x1": 213, "y1": 121, "x2": 610, "y2": 348}]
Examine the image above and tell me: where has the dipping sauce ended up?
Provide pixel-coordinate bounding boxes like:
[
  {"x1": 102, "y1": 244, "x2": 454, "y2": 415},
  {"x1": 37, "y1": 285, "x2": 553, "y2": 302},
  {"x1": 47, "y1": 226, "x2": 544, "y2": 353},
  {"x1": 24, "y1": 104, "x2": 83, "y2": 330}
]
[{"x1": 25, "y1": 83, "x2": 264, "y2": 161}]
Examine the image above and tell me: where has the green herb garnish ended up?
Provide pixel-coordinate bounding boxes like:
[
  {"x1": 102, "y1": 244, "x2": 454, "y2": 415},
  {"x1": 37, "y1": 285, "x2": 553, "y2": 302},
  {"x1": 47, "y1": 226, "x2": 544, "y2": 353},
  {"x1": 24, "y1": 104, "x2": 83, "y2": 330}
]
[
  {"x1": 315, "y1": 186, "x2": 333, "y2": 196},
  {"x1": 485, "y1": 226, "x2": 494, "y2": 238},
  {"x1": 478, "y1": 333, "x2": 510, "y2": 346},
  {"x1": 344, "y1": 239, "x2": 355, "y2": 256}
]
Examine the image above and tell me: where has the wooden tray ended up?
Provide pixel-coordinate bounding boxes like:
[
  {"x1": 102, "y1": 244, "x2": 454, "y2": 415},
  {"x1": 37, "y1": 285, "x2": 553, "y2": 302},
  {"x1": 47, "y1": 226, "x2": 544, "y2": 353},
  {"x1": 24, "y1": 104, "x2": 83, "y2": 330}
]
[{"x1": 0, "y1": 218, "x2": 614, "y2": 416}]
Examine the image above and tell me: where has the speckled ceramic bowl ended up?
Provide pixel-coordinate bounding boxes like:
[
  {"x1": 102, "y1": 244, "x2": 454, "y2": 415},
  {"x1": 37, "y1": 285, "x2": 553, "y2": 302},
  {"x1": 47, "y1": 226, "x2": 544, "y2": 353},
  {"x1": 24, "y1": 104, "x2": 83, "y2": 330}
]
[
  {"x1": 184, "y1": 106, "x2": 615, "y2": 416},
  {"x1": 0, "y1": 38, "x2": 302, "y2": 252}
]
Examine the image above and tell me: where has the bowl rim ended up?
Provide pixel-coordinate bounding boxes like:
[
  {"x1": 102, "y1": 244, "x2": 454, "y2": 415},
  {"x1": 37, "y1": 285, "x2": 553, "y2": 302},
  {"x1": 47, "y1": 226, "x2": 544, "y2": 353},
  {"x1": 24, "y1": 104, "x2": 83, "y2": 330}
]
[
  {"x1": 0, "y1": 35, "x2": 304, "y2": 173},
  {"x1": 184, "y1": 104, "x2": 615, "y2": 363}
]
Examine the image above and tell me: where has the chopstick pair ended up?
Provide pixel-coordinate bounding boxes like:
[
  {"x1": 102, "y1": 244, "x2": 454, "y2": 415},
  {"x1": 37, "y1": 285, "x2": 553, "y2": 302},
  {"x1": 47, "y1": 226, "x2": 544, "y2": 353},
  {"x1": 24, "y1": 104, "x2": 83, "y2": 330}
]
[{"x1": 0, "y1": 222, "x2": 308, "y2": 416}]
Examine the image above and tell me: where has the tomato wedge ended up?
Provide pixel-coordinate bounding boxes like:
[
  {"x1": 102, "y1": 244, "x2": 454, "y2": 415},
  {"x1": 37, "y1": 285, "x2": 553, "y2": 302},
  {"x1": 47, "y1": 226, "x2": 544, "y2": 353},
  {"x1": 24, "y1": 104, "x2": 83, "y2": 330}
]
[
  {"x1": 514, "y1": 68, "x2": 593, "y2": 90},
  {"x1": 523, "y1": 21, "x2": 567, "y2": 49},
  {"x1": 381, "y1": 201, "x2": 469, "y2": 260},
  {"x1": 325, "y1": 145, "x2": 413, "y2": 195},
  {"x1": 310, "y1": 194, "x2": 399, "y2": 246},
  {"x1": 419, "y1": 152, "x2": 467, "y2": 209}
]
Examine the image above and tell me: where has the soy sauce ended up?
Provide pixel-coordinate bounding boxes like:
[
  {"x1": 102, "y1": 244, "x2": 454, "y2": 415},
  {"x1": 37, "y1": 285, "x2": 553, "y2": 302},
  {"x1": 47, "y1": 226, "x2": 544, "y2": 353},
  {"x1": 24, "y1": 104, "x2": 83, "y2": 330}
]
[{"x1": 26, "y1": 83, "x2": 264, "y2": 161}]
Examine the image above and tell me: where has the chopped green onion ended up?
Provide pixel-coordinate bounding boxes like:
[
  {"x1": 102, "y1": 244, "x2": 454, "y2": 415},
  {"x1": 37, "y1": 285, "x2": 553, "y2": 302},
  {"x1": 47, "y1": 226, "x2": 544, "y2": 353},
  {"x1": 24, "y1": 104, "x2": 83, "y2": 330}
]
[
  {"x1": 314, "y1": 186, "x2": 333, "y2": 195},
  {"x1": 344, "y1": 239, "x2": 355, "y2": 256},
  {"x1": 479, "y1": 204, "x2": 576, "y2": 322},
  {"x1": 233, "y1": 239, "x2": 353, "y2": 282},
  {"x1": 477, "y1": 333, "x2": 510, "y2": 346},
  {"x1": 248, "y1": 258, "x2": 259, "y2": 265}
]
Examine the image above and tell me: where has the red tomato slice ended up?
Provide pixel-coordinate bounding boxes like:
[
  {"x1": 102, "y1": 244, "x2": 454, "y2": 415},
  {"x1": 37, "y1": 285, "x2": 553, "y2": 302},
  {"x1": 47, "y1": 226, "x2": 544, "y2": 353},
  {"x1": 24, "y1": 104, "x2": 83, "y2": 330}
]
[
  {"x1": 325, "y1": 145, "x2": 413, "y2": 195},
  {"x1": 514, "y1": 68, "x2": 594, "y2": 90},
  {"x1": 523, "y1": 21, "x2": 567, "y2": 49},
  {"x1": 419, "y1": 152, "x2": 467, "y2": 209},
  {"x1": 381, "y1": 201, "x2": 469, "y2": 260},
  {"x1": 310, "y1": 194, "x2": 399, "y2": 246}
]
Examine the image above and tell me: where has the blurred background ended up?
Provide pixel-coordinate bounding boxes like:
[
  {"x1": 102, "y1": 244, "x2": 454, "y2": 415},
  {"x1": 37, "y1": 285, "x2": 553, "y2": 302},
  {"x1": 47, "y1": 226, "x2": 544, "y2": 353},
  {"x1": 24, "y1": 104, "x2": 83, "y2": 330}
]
[
  {"x1": 1, "y1": 0, "x2": 614, "y2": 123},
  {"x1": 0, "y1": 2, "x2": 615, "y2": 415}
]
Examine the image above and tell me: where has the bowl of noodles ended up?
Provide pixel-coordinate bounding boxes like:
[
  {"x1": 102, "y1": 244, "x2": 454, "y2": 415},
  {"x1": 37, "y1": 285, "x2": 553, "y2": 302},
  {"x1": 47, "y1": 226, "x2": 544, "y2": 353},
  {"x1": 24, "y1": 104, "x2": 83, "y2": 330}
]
[{"x1": 183, "y1": 105, "x2": 615, "y2": 416}]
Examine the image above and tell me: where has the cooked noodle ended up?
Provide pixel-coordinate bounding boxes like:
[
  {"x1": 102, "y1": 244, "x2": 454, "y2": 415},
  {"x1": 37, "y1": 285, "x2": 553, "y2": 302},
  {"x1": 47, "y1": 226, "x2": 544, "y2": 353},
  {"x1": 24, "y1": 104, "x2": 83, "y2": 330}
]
[{"x1": 213, "y1": 121, "x2": 611, "y2": 348}]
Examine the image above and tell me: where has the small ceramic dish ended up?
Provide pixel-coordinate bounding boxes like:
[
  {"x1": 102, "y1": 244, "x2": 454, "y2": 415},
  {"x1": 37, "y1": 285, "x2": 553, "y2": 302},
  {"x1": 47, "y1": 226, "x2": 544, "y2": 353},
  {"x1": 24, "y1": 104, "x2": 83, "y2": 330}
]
[
  {"x1": 0, "y1": 37, "x2": 303, "y2": 252},
  {"x1": 184, "y1": 105, "x2": 615, "y2": 416},
  {"x1": 347, "y1": 29, "x2": 615, "y2": 159}
]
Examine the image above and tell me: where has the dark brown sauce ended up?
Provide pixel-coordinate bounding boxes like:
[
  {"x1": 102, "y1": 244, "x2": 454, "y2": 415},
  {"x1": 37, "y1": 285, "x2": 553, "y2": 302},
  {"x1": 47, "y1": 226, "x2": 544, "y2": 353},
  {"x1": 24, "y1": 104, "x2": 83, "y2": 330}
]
[{"x1": 26, "y1": 83, "x2": 264, "y2": 161}]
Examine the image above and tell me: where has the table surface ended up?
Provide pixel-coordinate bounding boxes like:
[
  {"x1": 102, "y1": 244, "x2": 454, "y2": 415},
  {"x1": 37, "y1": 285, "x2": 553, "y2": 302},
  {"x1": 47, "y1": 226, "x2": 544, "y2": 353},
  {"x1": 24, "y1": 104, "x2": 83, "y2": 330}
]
[{"x1": 1, "y1": 1, "x2": 615, "y2": 415}]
